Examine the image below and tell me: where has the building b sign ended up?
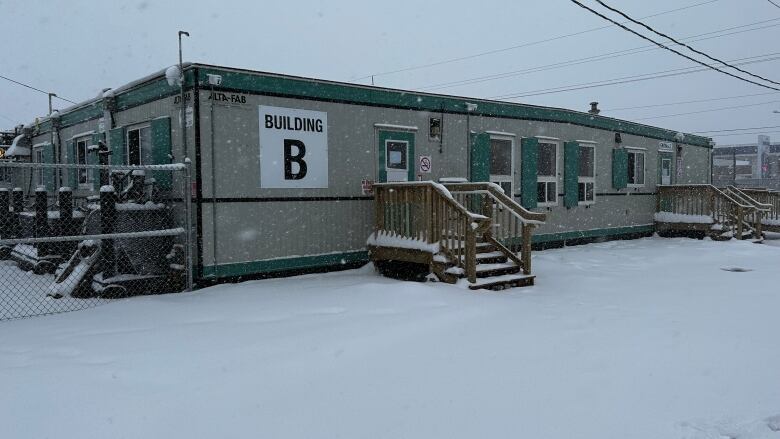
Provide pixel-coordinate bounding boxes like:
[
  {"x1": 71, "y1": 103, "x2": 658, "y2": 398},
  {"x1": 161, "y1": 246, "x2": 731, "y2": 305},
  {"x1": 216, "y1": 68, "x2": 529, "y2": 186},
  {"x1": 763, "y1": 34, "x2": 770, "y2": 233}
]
[{"x1": 259, "y1": 105, "x2": 328, "y2": 188}]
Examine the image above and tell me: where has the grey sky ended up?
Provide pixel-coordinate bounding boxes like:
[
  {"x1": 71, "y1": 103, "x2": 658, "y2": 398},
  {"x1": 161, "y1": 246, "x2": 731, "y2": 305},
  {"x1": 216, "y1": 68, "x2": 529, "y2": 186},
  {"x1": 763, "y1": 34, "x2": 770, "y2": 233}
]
[{"x1": 2, "y1": 0, "x2": 779, "y2": 145}]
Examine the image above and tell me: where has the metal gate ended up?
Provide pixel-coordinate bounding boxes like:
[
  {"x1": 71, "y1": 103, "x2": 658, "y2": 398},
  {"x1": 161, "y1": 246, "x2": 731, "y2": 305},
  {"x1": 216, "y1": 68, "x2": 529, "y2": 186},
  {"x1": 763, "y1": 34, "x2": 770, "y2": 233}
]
[{"x1": 0, "y1": 161, "x2": 192, "y2": 321}]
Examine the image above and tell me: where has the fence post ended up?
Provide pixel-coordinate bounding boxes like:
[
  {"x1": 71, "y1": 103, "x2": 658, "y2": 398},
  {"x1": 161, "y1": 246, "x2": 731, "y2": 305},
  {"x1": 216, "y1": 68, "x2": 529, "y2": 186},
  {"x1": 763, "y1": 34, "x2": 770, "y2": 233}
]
[
  {"x1": 184, "y1": 160, "x2": 194, "y2": 292},
  {"x1": 100, "y1": 185, "x2": 117, "y2": 279},
  {"x1": 34, "y1": 187, "x2": 49, "y2": 257},
  {"x1": 12, "y1": 188, "x2": 23, "y2": 238},
  {"x1": 0, "y1": 188, "x2": 9, "y2": 238},
  {"x1": 59, "y1": 187, "x2": 75, "y2": 255}
]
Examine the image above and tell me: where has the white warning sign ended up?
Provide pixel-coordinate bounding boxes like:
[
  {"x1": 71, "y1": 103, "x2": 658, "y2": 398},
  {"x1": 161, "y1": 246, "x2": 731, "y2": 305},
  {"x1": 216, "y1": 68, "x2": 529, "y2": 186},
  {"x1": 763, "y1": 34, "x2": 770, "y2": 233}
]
[
  {"x1": 418, "y1": 155, "x2": 432, "y2": 173},
  {"x1": 259, "y1": 105, "x2": 328, "y2": 188}
]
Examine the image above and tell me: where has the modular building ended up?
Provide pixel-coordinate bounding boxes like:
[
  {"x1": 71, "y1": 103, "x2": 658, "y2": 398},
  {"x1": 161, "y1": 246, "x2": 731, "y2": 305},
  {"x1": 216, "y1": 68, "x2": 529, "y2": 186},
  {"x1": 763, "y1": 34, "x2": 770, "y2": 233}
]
[{"x1": 5, "y1": 63, "x2": 713, "y2": 285}]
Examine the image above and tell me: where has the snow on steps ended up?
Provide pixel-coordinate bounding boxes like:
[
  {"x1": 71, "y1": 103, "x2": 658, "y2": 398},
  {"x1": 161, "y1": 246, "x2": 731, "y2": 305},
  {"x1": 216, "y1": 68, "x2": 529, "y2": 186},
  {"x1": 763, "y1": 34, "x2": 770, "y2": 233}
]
[{"x1": 466, "y1": 273, "x2": 535, "y2": 290}]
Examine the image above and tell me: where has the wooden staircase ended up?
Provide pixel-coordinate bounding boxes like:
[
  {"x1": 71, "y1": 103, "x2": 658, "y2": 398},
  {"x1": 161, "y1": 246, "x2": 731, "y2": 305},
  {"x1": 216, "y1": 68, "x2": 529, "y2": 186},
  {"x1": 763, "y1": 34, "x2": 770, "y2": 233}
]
[
  {"x1": 655, "y1": 184, "x2": 776, "y2": 240},
  {"x1": 368, "y1": 181, "x2": 546, "y2": 290}
]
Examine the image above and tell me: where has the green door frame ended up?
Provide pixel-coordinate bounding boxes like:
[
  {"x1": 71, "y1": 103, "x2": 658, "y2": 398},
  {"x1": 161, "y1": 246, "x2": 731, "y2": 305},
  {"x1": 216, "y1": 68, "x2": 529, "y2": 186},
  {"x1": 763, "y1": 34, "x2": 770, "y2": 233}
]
[{"x1": 377, "y1": 130, "x2": 416, "y2": 182}]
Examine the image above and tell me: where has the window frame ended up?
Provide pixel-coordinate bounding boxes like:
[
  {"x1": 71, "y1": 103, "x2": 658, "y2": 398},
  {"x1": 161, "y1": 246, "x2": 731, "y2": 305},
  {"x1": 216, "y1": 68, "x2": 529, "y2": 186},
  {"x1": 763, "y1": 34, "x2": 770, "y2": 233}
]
[
  {"x1": 385, "y1": 139, "x2": 409, "y2": 172},
  {"x1": 577, "y1": 141, "x2": 596, "y2": 206},
  {"x1": 75, "y1": 136, "x2": 92, "y2": 189},
  {"x1": 626, "y1": 147, "x2": 646, "y2": 187},
  {"x1": 32, "y1": 144, "x2": 45, "y2": 188},
  {"x1": 126, "y1": 124, "x2": 151, "y2": 166},
  {"x1": 429, "y1": 117, "x2": 442, "y2": 141},
  {"x1": 489, "y1": 135, "x2": 515, "y2": 196},
  {"x1": 536, "y1": 138, "x2": 560, "y2": 207}
]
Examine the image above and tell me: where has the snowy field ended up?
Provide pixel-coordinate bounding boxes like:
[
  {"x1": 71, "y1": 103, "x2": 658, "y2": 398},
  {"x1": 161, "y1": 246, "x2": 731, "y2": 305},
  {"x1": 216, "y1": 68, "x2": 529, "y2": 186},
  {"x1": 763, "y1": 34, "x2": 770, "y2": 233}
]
[{"x1": 1, "y1": 236, "x2": 779, "y2": 439}]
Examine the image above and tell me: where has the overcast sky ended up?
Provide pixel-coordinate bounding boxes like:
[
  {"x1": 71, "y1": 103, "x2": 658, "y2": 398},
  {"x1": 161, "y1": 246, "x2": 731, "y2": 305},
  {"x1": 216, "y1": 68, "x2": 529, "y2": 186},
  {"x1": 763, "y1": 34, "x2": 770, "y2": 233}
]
[{"x1": 2, "y1": 0, "x2": 780, "y2": 145}]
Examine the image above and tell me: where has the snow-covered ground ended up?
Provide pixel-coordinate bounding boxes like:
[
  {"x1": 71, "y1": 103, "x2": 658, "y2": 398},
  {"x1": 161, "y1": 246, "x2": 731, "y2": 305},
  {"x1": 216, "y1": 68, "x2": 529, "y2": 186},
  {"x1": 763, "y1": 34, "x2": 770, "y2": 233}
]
[{"x1": 1, "y1": 236, "x2": 779, "y2": 439}]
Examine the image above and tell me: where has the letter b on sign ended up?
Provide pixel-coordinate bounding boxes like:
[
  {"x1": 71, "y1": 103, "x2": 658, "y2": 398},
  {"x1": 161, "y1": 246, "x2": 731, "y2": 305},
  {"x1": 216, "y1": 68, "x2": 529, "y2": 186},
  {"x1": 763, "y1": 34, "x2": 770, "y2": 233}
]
[
  {"x1": 284, "y1": 139, "x2": 307, "y2": 180},
  {"x1": 259, "y1": 105, "x2": 328, "y2": 188}
]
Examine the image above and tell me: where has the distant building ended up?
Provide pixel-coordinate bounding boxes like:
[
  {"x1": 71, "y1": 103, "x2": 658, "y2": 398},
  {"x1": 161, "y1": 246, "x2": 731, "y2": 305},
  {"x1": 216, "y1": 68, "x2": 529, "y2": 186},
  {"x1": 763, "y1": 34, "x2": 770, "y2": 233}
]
[{"x1": 712, "y1": 135, "x2": 780, "y2": 187}]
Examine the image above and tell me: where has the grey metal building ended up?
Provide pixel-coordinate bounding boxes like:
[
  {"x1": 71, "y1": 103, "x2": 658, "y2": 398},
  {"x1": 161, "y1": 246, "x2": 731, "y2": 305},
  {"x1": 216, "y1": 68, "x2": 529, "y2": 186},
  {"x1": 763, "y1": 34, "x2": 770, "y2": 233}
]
[{"x1": 5, "y1": 63, "x2": 713, "y2": 284}]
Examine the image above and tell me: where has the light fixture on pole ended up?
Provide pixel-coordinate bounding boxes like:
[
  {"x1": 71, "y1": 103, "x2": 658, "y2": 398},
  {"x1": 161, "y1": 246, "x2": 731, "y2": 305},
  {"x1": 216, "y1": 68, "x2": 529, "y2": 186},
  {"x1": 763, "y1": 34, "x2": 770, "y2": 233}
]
[
  {"x1": 178, "y1": 30, "x2": 190, "y2": 157},
  {"x1": 48, "y1": 93, "x2": 57, "y2": 115}
]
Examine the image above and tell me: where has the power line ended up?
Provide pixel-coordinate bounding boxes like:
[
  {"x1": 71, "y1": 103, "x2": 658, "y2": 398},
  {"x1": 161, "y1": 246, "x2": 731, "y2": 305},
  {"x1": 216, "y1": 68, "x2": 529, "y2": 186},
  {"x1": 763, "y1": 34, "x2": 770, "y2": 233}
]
[
  {"x1": 592, "y1": 0, "x2": 780, "y2": 86},
  {"x1": 490, "y1": 52, "x2": 780, "y2": 100},
  {"x1": 709, "y1": 129, "x2": 780, "y2": 137},
  {"x1": 634, "y1": 98, "x2": 780, "y2": 121},
  {"x1": 767, "y1": 0, "x2": 780, "y2": 9},
  {"x1": 0, "y1": 74, "x2": 77, "y2": 104},
  {"x1": 351, "y1": 0, "x2": 721, "y2": 82},
  {"x1": 694, "y1": 124, "x2": 780, "y2": 133},
  {"x1": 605, "y1": 91, "x2": 780, "y2": 112},
  {"x1": 567, "y1": 0, "x2": 780, "y2": 91},
  {"x1": 417, "y1": 17, "x2": 780, "y2": 92}
]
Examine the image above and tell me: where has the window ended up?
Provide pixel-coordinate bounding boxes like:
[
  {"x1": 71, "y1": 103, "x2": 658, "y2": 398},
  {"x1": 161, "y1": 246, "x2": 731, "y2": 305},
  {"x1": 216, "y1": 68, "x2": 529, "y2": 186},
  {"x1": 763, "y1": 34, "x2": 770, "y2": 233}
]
[
  {"x1": 127, "y1": 126, "x2": 151, "y2": 165},
  {"x1": 386, "y1": 141, "x2": 408, "y2": 170},
  {"x1": 578, "y1": 143, "x2": 595, "y2": 204},
  {"x1": 627, "y1": 149, "x2": 645, "y2": 186},
  {"x1": 75, "y1": 137, "x2": 91, "y2": 187},
  {"x1": 429, "y1": 117, "x2": 441, "y2": 140},
  {"x1": 537, "y1": 141, "x2": 558, "y2": 205},
  {"x1": 34, "y1": 147, "x2": 44, "y2": 187},
  {"x1": 490, "y1": 137, "x2": 513, "y2": 195}
]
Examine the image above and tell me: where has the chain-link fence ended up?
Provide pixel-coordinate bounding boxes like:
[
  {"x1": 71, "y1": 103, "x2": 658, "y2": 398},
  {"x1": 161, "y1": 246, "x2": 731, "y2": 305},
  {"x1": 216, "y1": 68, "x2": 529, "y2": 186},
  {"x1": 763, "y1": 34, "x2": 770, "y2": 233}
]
[{"x1": 0, "y1": 161, "x2": 192, "y2": 321}]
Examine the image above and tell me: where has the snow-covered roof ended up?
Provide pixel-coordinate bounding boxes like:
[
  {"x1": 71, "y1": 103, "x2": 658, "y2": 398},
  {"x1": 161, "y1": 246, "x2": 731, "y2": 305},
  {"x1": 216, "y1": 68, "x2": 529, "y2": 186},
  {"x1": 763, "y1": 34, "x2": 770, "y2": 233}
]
[{"x1": 6, "y1": 134, "x2": 30, "y2": 157}]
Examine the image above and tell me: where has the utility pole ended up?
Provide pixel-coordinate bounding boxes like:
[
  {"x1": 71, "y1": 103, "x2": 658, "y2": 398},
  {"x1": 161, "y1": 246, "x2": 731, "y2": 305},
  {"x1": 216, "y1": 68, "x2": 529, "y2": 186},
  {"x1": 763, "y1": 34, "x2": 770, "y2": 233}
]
[
  {"x1": 48, "y1": 93, "x2": 57, "y2": 115},
  {"x1": 178, "y1": 30, "x2": 190, "y2": 158}
]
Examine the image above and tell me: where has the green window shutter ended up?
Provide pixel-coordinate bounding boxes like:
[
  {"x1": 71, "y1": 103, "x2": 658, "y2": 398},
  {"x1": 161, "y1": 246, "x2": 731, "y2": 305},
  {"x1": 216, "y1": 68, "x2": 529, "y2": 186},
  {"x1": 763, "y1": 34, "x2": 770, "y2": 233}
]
[
  {"x1": 470, "y1": 132, "x2": 490, "y2": 182},
  {"x1": 67, "y1": 140, "x2": 78, "y2": 189},
  {"x1": 563, "y1": 141, "x2": 580, "y2": 208},
  {"x1": 109, "y1": 127, "x2": 126, "y2": 166},
  {"x1": 88, "y1": 134, "x2": 102, "y2": 191},
  {"x1": 151, "y1": 117, "x2": 173, "y2": 189},
  {"x1": 42, "y1": 143, "x2": 55, "y2": 191},
  {"x1": 520, "y1": 137, "x2": 539, "y2": 209},
  {"x1": 612, "y1": 148, "x2": 628, "y2": 189}
]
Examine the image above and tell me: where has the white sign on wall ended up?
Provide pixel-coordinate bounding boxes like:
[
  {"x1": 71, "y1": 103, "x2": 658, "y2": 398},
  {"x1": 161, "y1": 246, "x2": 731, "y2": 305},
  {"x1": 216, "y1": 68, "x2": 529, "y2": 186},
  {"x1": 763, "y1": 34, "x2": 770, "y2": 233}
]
[
  {"x1": 418, "y1": 155, "x2": 432, "y2": 173},
  {"x1": 259, "y1": 105, "x2": 328, "y2": 188}
]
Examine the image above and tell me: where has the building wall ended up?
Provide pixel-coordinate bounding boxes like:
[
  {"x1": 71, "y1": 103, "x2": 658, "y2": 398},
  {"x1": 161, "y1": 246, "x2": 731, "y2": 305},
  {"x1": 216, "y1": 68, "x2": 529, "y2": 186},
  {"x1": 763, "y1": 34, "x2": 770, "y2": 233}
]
[
  {"x1": 195, "y1": 88, "x2": 710, "y2": 277},
  {"x1": 14, "y1": 67, "x2": 713, "y2": 281}
]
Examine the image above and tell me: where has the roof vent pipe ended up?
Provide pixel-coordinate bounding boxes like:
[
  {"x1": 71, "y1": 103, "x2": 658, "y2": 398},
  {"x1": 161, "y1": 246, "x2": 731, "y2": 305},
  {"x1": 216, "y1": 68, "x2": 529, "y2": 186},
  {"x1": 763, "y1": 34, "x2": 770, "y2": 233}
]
[{"x1": 588, "y1": 102, "x2": 600, "y2": 115}]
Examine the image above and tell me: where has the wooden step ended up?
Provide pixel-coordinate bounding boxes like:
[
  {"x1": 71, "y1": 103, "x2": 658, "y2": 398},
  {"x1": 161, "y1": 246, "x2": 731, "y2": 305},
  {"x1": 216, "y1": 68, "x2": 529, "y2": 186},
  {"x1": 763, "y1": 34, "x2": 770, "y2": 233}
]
[
  {"x1": 468, "y1": 273, "x2": 535, "y2": 290},
  {"x1": 459, "y1": 251, "x2": 508, "y2": 264},
  {"x1": 445, "y1": 262, "x2": 520, "y2": 278}
]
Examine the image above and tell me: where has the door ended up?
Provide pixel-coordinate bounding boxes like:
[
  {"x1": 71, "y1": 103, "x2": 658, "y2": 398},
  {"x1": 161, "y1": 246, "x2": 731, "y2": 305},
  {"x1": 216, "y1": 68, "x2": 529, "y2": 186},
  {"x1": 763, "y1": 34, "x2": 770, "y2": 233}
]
[
  {"x1": 661, "y1": 157, "x2": 671, "y2": 185},
  {"x1": 377, "y1": 130, "x2": 415, "y2": 182},
  {"x1": 490, "y1": 137, "x2": 513, "y2": 195}
]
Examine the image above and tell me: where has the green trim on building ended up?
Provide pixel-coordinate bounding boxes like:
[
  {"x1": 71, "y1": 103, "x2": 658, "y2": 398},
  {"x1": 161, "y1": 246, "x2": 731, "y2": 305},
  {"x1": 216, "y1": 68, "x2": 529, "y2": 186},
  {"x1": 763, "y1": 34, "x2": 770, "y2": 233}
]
[
  {"x1": 563, "y1": 141, "x2": 579, "y2": 208},
  {"x1": 201, "y1": 250, "x2": 369, "y2": 279},
  {"x1": 30, "y1": 64, "x2": 711, "y2": 149},
  {"x1": 532, "y1": 224, "x2": 655, "y2": 243},
  {"x1": 520, "y1": 137, "x2": 539, "y2": 209},
  {"x1": 470, "y1": 132, "x2": 490, "y2": 182},
  {"x1": 151, "y1": 117, "x2": 173, "y2": 189},
  {"x1": 195, "y1": 65, "x2": 712, "y2": 148},
  {"x1": 612, "y1": 148, "x2": 628, "y2": 189},
  {"x1": 377, "y1": 130, "x2": 416, "y2": 182}
]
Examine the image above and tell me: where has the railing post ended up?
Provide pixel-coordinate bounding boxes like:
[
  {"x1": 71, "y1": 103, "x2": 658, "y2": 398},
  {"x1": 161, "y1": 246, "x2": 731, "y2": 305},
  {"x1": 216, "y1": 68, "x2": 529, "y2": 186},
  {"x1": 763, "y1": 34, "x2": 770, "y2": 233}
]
[
  {"x1": 755, "y1": 210, "x2": 763, "y2": 239},
  {"x1": 374, "y1": 187, "x2": 384, "y2": 232},
  {"x1": 736, "y1": 205, "x2": 744, "y2": 240},
  {"x1": 521, "y1": 224, "x2": 532, "y2": 275},
  {"x1": 465, "y1": 223, "x2": 477, "y2": 283}
]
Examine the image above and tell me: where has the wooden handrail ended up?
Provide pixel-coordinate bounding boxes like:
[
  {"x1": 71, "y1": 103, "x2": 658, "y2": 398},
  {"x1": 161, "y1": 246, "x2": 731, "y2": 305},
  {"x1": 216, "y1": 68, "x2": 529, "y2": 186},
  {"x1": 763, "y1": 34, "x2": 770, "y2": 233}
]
[
  {"x1": 372, "y1": 182, "x2": 492, "y2": 283},
  {"x1": 656, "y1": 184, "x2": 762, "y2": 238},
  {"x1": 726, "y1": 186, "x2": 772, "y2": 211},
  {"x1": 442, "y1": 182, "x2": 547, "y2": 223}
]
